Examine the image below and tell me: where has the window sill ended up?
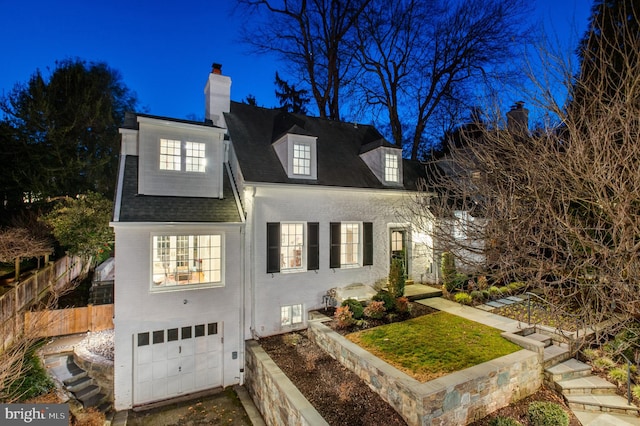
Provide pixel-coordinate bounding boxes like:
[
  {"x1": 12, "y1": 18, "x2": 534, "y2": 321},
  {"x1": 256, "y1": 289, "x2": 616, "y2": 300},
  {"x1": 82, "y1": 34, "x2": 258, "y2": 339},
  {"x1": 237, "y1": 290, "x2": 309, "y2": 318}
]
[{"x1": 150, "y1": 282, "x2": 224, "y2": 293}]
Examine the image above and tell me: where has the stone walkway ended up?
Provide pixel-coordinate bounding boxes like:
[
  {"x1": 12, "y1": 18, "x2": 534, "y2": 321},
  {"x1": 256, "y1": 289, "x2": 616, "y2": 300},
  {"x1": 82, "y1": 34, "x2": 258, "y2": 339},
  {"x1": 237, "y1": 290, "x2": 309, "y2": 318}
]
[{"x1": 416, "y1": 296, "x2": 640, "y2": 425}]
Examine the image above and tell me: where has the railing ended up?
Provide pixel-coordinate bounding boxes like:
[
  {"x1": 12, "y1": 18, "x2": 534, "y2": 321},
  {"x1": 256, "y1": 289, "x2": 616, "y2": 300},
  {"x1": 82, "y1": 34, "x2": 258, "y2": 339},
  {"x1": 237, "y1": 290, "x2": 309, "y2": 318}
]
[{"x1": 524, "y1": 292, "x2": 585, "y2": 354}]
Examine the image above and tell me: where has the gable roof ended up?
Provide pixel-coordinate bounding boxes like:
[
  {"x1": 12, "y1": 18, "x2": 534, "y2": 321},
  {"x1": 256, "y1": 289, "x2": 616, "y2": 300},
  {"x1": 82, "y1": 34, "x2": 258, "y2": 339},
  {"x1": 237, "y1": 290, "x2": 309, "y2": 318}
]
[
  {"x1": 116, "y1": 156, "x2": 242, "y2": 223},
  {"x1": 225, "y1": 101, "x2": 426, "y2": 190}
]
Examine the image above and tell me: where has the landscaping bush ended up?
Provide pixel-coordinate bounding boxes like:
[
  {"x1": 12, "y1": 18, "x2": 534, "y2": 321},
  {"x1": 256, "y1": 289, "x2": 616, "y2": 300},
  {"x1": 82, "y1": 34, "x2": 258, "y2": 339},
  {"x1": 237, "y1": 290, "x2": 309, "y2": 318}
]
[
  {"x1": 488, "y1": 286, "x2": 501, "y2": 298},
  {"x1": 488, "y1": 416, "x2": 522, "y2": 426},
  {"x1": 454, "y1": 292, "x2": 473, "y2": 305},
  {"x1": 633, "y1": 384, "x2": 640, "y2": 400},
  {"x1": 341, "y1": 299, "x2": 364, "y2": 319},
  {"x1": 608, "y1": 367, "x2": 629, "y2": 385},
  {"x1": 498, "y1": 286, "x2": 511, "y2": 295},
  {"x1": 581, "y1": 348, "x2": 599, "y2": 361},
  {"x1": 7, "y1": 343, "x2": 55, "y2": 402},
  {"x1": 395, "y1": 297, "x2": 410, "y2": 314},
  {"x1": 470, "y1": 290, "x2": 485, "y2": 302},
  {"x1": 441, "y1": 252, "x2": 456, "y2": 292},
  {"x1": 388, "y1": 257, "x2": 405, "y2": 297},
  {"x1": 527, "y1": 402, "x2": 569, "y2": 426},
  {"x1": 363, "y1": 301, "x2": 386, "y2": 319},
  {"x1": 477, "y1": 275, "x2": 489, "y2": 290},
  {"x1": 508, "y1": 281, "x2": 525, "y2": 292},
  {"x1": 372, "y1": 290, "x2": 396, "y2": 312},
  {"x1": 334, "y1": 305, "x2": 355, "y2": 328},
  {"x1": 593, "y1": 356, "x2": 616, "y2": 370}
]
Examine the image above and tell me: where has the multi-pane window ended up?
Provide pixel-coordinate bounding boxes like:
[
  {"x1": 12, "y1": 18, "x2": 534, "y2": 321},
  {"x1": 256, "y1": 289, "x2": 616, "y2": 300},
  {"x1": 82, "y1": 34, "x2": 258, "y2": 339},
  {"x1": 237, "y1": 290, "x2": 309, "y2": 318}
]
[
  {"x1": 341, "y1": 223, "x2": 360, "y2": 267},
  {"x1": 385, "y1": 153, "x2": 399, "y2": 182},
  {"x1": 281, "y1": 223, "x2": 304, "y2": 271},
  {"x1": 151, "y1": 234, "x2": 222, "y2": 289},
  {"x1": 185, "y1": 142, "x2": 206, "y2": 172},
  {"x1": 454, "y1": 211, "x2": 470, "y2": 240},
  {"x1": 281, "y1": 304, "x2": 303, "y2": 327},
  {"x1": 292, "y1": 143, "x2": 311, "y2": 175},
  {"x1": 159, "y1": 139, "x2": 181, "y2": 171}
]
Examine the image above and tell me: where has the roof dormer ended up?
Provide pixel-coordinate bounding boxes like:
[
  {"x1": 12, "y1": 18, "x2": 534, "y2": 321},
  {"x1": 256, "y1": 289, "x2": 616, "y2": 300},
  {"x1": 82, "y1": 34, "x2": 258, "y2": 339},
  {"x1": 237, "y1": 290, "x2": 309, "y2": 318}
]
[
  {"x1": 272, "y1": 128, "x2": 318, "y2": 180},
  {"x1": 359, "y1": 139, "x2": 403, "y2": 186}
]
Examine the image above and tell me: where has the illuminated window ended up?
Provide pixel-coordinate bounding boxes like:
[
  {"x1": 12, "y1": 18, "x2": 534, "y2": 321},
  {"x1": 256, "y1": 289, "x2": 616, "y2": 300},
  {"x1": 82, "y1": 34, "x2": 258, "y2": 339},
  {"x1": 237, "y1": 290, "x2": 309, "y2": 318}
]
[
  {"x1": 293, "y1": 143, "x2": 311, "y2": 175},
  {"x1": 159, "y1": 139, "x2": 181, "y2": 170},
  {"x1": 385, "y1": 153, "x2": 399, "y2": 182},
  {"x1": 341, "y1": 223, "x2": 360, "y2": 267},
  {"x1": 151, "y1": 234, "x2": 223, "y2": 290},
  {"x1": 185, "y1": 142, "x2": 206, "y2": 172},
  {"x1": 281, "y1": 304, "x2": 303, "y2": 327},
  {"x1": 281, "y1": 223, "x2": 304, "y2": 271}
]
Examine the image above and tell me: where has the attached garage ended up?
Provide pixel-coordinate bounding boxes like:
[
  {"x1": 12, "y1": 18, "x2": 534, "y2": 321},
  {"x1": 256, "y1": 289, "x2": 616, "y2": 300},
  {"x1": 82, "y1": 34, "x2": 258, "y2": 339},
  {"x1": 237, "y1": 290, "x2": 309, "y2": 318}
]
[{"x1": 133, "y1": 321, "x2": 222, "y2": 405}]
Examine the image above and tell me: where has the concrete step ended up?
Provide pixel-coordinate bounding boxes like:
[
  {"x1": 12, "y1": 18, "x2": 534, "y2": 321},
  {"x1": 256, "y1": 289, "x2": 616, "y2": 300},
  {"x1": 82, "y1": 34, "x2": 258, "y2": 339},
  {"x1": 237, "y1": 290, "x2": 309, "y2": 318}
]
[
  {"x1": 74, "y1": 384, "x2": 101, "y2": 404},
  {"x1": 543, "y1": 343, "x2": 571, "y2": 368},
  {"x1": 566, "y1": 394, "x2": 640, "y2": 416},
  {"x1": 81, "y1": 391, "x2": 108, "y2": 409},
  {"x1": 573, "y1": 410, "x2": 640, "y2": 425},
  {"x1": 525, "y1": 332, "x2": 552, "y2": 347},
  {"x1": 545, "y1": 359, "x2": 592, "y2": 383},
  {"x1": 65, "y1": 375, "x2": 94, "y2": 393},
  {"x1": 556, "y1": 375, "x2": 618, "y2": 396}
]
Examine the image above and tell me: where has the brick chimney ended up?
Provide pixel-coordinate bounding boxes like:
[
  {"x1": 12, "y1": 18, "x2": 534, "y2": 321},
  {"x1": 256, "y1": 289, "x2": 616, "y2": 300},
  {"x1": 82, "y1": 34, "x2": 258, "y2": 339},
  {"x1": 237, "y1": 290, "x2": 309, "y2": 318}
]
[
  {"x1": 506, "y1": 101, "x2": 529, "y2": 135},
  {"x1": 204, "y1": 63, "x2": 231, "y2": 128}
]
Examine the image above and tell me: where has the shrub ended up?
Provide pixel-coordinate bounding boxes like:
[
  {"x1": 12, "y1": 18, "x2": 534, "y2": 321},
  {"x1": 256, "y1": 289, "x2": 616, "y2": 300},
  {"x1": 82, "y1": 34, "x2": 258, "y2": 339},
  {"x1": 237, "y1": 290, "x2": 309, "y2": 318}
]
[
  {"x1": 608, "y1": 367, "x2": 629, "y2": 385},
  {"x1": 633, "y1": 384, "x2": 640, "y2": 400},
  {"x1": 395, "y1": 297, "x2": 410, "y2": 314},
  {"x1": 488, "y1": 286, "x2": 501, "y2": 298},
  {"x1": 488, "y1": 416, "x2": 522, "y2": 426},
  {"x1": 7, "y1": 344, "x2": 55, "y2": 401},
  {"x1": 373, "y1": 291, "x2": 396, "y2": 312},
  {"x1": 283, "y1": 333, "x2": 303, "y2": 347},
  {"x1": 334, "y1": 305, "x2": 355, "y2": 328},
  {"x1": 527, "y1": 402, "x2": 569, "y2": 426},
  {"x1": 388, "y1": 257, "x2": 406, "y2": 297},
  {"x1": 477, "y1": 275, "x2": 489, "y2": 290},
  {"x1": 498, "y1": 286, "x2": 511, "y2": 295},
  {"x1": 593, "y1": 356, "x2": 616, "y2": 371},
  {"x1": 581, "y1": 348, "x2": 599, "y2": 361},
  {"x1": 363, "y1": 301, "x2": 386, "y2": 319},
  {"x1": 341, "y1": 299, "x2": 364, "y2": 319},
  {"x1": 470, "y1": 290, "x2": 485, "y2": 301},
  {"x1": 454, "y1": 292, "x2": 473, "y2": 305},
  {"x1": 441, "y1": 251, "x2": 456, "y2": 289},
  {"x1": 508, "y1": 281, "x2": 525, "y2": 292}
]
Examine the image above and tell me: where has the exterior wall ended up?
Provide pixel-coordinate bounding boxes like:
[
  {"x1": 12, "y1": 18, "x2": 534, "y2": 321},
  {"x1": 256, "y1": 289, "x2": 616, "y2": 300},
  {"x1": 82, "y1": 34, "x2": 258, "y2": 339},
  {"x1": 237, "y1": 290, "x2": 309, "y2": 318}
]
[
  {"x1": 245, "y1": 340, "x2": 328, "y2": 426},
  {"x1": 137, "y1": 118, "x2": 226, "y2": 198},
  {"x1": 244, "y1": 184, "x2": 435, "y2": 337},
  {"x1": 308, "y1": 320, "x2": 542, "y2": 425},
  {"x1": 112, "y1": 222, "x2": 244, "y2": 410}
]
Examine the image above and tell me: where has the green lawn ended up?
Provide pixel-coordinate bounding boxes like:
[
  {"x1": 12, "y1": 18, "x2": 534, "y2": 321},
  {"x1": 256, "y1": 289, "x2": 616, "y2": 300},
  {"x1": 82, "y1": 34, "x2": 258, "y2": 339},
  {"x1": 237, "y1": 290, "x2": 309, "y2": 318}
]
[{"x1": 347, "y1": 311, "x2": 521, "y2": 382}]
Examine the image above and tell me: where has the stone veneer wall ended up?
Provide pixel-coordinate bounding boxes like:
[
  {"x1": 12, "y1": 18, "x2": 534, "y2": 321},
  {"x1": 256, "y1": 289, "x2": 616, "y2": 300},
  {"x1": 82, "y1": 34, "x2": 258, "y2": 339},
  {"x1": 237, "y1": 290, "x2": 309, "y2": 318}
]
[
  {"x1": 245, "y1": 340, "x2": 328, "y2": 426},
  {"x1": 307, "y1": 320, "x2": 543, "y2": 425},
  {"x1": 74, "y1": 346, "x2": 114, "y2": 402}
]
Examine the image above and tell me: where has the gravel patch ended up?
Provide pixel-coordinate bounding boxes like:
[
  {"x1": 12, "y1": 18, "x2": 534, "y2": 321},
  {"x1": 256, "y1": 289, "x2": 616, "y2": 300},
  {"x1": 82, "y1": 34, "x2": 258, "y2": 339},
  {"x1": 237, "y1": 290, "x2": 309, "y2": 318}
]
[{"x1": 79, "y1": 329, "x2": 114, "y2": 361}]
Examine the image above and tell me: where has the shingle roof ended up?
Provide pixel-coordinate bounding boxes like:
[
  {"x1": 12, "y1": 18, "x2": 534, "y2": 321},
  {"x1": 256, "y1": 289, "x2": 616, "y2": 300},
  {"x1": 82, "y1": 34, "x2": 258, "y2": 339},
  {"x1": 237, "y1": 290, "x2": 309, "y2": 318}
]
[
  {"x1": 225, "y1": 102, "x2": 427, "y2": 190},
  {"x1": 117, "y1": 156, "x2": 242, "y2": 223}
]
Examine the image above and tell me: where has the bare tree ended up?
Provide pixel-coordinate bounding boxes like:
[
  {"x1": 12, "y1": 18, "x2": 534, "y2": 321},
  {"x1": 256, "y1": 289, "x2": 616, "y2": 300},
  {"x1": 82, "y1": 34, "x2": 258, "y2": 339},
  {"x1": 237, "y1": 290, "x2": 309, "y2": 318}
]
[
  {"x1": 236, "y1": 0, "x2": 371, "y2": 120},
  {"x1": 352, "y1": 0, "x2": 532, "y2": 159},
  {"x1": 0, "y1": 228, "x2": 52, "y2": 281},
  {"x1": 415, "y1": 2, "x2": 640, "y2": 339}
]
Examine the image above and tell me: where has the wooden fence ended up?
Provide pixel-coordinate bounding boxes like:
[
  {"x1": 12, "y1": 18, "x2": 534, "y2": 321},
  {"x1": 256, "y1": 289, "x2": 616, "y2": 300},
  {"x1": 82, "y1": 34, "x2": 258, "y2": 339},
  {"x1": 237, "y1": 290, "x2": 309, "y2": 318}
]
[
  {"x1": 24, "y1": 304, "x2": 113, "y2": 337},
  {"x1": 0, "y1": 255, "x2": 92, "y2": 350}
]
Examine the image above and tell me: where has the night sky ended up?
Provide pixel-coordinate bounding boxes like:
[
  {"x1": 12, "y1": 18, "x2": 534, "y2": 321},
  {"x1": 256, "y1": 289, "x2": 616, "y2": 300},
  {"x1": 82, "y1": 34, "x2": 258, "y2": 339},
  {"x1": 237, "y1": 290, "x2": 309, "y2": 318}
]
[{"x1": 1, "y1": 0, "x2": 591, "y2": 122}]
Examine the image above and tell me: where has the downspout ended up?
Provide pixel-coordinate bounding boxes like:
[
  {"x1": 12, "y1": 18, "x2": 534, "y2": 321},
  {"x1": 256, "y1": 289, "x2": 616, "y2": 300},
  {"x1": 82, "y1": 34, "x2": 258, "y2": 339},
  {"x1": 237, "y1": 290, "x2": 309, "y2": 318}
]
[{"x1": 249, "y1": 186, "x2": 257, "y2": 339}]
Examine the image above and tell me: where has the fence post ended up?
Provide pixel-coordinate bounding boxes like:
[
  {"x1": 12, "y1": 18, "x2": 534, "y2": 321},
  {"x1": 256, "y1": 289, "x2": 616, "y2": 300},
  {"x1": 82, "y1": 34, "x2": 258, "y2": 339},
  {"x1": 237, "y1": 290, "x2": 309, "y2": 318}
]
[{"x1": 88, "y1": 304, "x2": 93, "y2": 332}]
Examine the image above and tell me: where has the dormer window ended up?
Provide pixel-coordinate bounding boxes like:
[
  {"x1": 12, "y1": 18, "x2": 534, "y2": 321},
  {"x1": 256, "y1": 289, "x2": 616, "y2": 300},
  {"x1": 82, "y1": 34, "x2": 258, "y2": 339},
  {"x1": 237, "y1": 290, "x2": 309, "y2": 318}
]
[
  {"x1": 160, "y1": 139, "x2": 181, "y2": 171},
  {"x1": 385, "y1": 153, "x2": 399, "y2": 182},
  {"x1": 159, "y1": 139, "x2": 206, "y2": 173},
  {"x1": 293, "y1": 143, "x2": 311, "y2": 176}
]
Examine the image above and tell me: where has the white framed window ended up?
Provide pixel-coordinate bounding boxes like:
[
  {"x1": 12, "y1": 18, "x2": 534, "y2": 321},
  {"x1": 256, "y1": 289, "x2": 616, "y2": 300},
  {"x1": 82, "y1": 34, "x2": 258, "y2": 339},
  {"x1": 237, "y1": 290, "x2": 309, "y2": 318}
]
[
  {"x1": 151, "y1": 234, "x2": 223, "y2": 290},
  {"x1": 159, "y1": 139, "x2": 181, "y2": 171},
  {"x1": 185, "y1": 141, "x2": 206, "y2": 172},
  {"x1": 281, "y1": 304, "x2": 303, "y2": 327},
  {"x1": 454, "y1": 211, "x2": 470, "y2": 240},
  {"x1": 385, "y1": 153, "x2": 399, "y2": 182},
  {"x1": 292, "y1": 143, "x2": 311, "y2": 175},
  {"x1": 281, "y1": 223, "x2": 305, "y2": 271},
  {"x1": 341, "y1": 223, "x2": 360, "y2": 267}
]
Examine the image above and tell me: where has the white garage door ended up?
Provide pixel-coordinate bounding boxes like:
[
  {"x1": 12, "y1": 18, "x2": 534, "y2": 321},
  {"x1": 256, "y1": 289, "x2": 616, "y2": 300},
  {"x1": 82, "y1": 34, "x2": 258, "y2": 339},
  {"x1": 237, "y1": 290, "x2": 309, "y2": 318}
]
[{"x1": 134, "y1": 322, "x2": 222, "y2": 405}]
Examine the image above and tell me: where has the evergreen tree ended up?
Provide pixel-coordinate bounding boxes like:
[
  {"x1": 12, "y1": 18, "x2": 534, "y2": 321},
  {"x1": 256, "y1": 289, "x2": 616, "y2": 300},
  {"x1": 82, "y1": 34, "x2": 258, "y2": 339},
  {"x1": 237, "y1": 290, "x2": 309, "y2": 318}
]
[{"x1": 274, "y1": 72, "x2": 310, "y2": 115}]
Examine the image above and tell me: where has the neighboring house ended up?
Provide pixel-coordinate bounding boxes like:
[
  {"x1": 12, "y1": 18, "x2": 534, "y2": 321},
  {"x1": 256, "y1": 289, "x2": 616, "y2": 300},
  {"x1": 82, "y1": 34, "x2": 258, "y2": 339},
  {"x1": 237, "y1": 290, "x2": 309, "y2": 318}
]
[{"x1": 110, "y1": 64, "x2": 436, "y2": 410}]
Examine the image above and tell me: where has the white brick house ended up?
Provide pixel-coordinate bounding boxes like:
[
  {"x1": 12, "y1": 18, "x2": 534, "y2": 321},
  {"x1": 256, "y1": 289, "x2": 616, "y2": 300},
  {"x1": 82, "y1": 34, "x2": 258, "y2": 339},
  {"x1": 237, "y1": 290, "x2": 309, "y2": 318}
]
[{"x1": 110, "y1": 64, "x2": 436, "y2": 409}]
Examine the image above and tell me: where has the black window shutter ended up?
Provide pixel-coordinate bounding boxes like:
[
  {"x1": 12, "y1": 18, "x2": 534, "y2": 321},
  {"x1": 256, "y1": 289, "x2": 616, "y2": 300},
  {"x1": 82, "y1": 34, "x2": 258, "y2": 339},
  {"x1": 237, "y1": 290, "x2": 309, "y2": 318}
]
[
  {"x1": 330, "y1": 222, "x2": 341, "y2": 268},
  {"x1": 307, "y1": 222, "x2": 319, "y2": 270},
  {"x1": 363, "y1": 222, "x2": 373, "y2": 266},
  {"x1": 267, "y1": 223, "x2": 280, "y2": 273}
]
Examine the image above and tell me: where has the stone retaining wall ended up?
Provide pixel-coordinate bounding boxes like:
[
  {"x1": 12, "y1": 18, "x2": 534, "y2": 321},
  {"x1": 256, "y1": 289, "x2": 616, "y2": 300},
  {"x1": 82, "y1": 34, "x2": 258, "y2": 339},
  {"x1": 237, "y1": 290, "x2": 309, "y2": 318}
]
[
  {"x1": 245, "y1": 340, "x2": 328, "y2": 426},
  {"x1": 74, "y1": 345, "x2": 114, "y2": 402},
  {"x1": 308, "y1": 320, "x2": 542, "y2": 425}
]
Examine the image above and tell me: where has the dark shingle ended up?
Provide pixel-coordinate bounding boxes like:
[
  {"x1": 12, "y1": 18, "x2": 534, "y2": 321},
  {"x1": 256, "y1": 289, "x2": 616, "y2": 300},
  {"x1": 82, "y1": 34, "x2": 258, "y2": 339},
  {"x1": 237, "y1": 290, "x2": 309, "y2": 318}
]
[{"x1": 117, "y1": 156, "x2": 242, "y2": 223}]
